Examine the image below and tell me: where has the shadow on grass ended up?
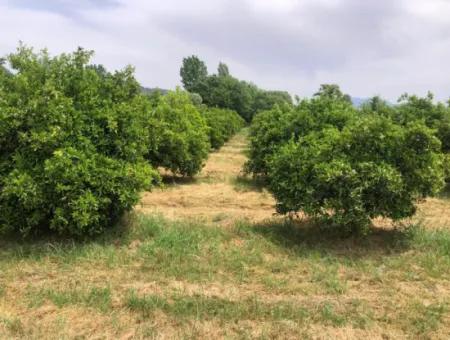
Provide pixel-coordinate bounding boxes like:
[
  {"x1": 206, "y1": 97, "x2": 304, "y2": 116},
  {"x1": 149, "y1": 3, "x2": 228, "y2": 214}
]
[
  {"x1": 160, "y1": 174, "x2": 219, "y2": 186},
  {"x1": 0, "y1": 213, "x2": 134, "y2": 261},
  {"x1": 245, "y1": 218, "x2": 417, "y2": 259},
  {"x1": 161, "y1": 174, "x2": 197, "y2": 185},
  {"x1": 232, "y1": 174, "x2": 267, "y2": 192},
  {"x1": 3, "y1": 212, "x2": 445, "y2": 263}
]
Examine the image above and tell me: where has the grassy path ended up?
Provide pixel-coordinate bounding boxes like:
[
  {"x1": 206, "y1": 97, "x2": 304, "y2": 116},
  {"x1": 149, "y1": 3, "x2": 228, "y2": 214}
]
[{"x1": 137, "y1": 129, "x2": 277, "y2": 225}]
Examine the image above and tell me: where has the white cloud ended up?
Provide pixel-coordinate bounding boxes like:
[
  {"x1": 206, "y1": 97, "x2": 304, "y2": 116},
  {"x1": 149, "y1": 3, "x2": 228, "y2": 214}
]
[{"x1": 0, "y1": 0, "x2": 449, "y2": 101}]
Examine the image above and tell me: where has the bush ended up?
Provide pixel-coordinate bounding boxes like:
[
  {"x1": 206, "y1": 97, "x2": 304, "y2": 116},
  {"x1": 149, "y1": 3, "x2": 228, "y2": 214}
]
[
  {"x1": 268, "y1": 116, "x2": 445, "y2": 233},
  {"x1": 246, "y1": 95, "x2": 356, "y2": 177},
  {"x1": 245, "y1": 104, "x2": 293, "y2": 177},
  {"x1": 362, "y1": 93, "x2": 450, "y2": 185},
  {"x1": 146, "y1": 89, "x2": 210, "y2": 177},
  {"x1": 201, "y1": 107, "x2": 245, "y2": 149},
  {"x1": 0, "y1": 46, "x2": 159, "y2": 236}
]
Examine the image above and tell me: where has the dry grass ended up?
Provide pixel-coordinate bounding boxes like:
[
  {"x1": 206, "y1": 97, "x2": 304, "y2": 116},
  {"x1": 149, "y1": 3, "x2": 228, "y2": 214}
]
[
  {"x1": 1, "y1": 130, "x2": 450, "y2": 339},
  {"x1": 137, "y1": 131, "x2": 276, "y2": 225}
]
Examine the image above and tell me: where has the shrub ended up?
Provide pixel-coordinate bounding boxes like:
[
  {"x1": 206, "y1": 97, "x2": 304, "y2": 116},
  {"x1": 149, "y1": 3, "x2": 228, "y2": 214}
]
[
  {"x1": 202, "y1": 107, "x2": 245, "y2": 149},
  {"x1": 268, "y1": 116, "x2": 445, "y2": 233},
  {"x1": 363, "y1": 93, "x2": 450, "y2": 184},
  {"x1": 0, "y1": 45, "x2": 158, "y2": 236},
  {"x1": 245, "y1": 104, "x2": 293, "y2": 177},
  {"x1": 246, "y1": 94, "x2": 356, "y2": 177},
  {"x1": 146, "y1": 89, "x2": 210, "y2": 177}
]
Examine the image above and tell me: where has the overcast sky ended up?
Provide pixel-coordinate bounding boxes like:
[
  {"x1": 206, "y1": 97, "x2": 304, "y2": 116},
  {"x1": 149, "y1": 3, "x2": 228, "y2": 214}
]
[{"x1": 1, "y1": 0, "x2": 449, "y2": 101}]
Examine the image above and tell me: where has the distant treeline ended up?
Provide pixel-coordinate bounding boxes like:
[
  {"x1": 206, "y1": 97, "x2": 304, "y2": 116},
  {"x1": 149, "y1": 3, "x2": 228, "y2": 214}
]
[{"x1": 180, "y1": 56, "x2": 292, "y2": 122}]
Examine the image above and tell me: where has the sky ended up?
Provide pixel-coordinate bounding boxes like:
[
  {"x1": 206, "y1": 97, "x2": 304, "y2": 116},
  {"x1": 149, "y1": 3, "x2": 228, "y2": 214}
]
[{"x1": 1, "y1": 0, "x2": 449, "y2": 102}]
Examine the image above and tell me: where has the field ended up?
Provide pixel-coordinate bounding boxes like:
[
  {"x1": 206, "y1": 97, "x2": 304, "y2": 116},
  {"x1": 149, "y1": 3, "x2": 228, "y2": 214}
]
[{"x1": 1, "y1": 130, "x2": 450, "y2": 339}]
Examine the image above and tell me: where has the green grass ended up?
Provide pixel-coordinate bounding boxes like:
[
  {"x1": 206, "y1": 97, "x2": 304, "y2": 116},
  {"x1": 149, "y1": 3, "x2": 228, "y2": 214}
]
[
  {"x1": 409, "y1": 302, "x2": 448, "y2": 335},
  {"x1": 125, "y1": 290, "x2": 378, "y2": 330},
  {"x1": 231, "y1": 175, "x2": 266, "y2": 192},
  {"x1": 1, "y1": 214, "x2": 450, "y2": 338},
  {"x1": 27, "y1": 286, "x2": 112, "y2": 312},
  {"x1": 126, "y1": 290, "x2": 316, "y2": 324}
]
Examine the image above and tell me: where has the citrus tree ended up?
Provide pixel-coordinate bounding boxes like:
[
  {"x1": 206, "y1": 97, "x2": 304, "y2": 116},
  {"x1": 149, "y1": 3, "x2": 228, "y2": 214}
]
[
  {"x1": 0, "y1": 45, "x2": 158, "y2": 236},
  {"x1": 268, "y1": 117, "x2": 445, "y2": 232},
  {"x1": 146, "y1": 89, "x2": 210, "y2": 177},
  {"x1": 201, "y1": 107, "x2": 244, "y2": 149}
]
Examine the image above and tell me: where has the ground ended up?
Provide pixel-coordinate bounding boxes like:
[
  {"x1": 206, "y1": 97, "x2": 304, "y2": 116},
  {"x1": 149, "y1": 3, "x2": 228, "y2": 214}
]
[
  {"x1": 137, "y1": 131, "x2": 275, "y2": 225},
  {"x1": 1, "y1": 130, "x2": 450, "y2": 339}
]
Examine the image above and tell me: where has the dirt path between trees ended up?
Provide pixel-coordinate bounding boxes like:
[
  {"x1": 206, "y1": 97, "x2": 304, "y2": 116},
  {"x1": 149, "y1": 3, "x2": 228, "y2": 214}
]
[{"x1": 136, "y1": 130, "x2": 277, "y2": 226}]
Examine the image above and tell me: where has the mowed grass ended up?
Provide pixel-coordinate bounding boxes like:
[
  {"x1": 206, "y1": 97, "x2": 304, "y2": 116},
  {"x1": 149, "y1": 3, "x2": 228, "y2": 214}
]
[{"x1": 1, "y1": 213, "x2": 450, "y2": 339}]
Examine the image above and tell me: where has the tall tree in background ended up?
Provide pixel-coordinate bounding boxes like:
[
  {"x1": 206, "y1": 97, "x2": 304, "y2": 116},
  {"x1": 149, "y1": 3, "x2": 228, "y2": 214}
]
[
  {"x1": 180, "y1": 55, "x2": 292, "y2": 121},
  {"x1": 217, "y1": 62, "x2": 230, "y2": 77},
  {"x1": 314, "y1": 84, "x2": 351, "y2": 103},
  {"x1": 180, "y1": 55, "x2": 208, "y2": 93}
]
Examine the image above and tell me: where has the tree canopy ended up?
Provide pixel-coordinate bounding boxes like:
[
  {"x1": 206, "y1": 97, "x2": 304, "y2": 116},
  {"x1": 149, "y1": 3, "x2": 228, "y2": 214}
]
[{"x1": 179, "y1": 55, "x2": 292, "y2": 121}]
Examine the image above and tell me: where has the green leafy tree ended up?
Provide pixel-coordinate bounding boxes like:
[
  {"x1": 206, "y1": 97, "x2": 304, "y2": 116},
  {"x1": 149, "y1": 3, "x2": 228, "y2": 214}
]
[
  {"x1": 146, "y1": 88, "x2": 210, "y2": 177},
  {"x1": 314, "y1": 84, "x2": 352, "y2": 104},
  {"x1": 254, "y1": 90, "x2": 293, "y2": 112},
  {"x1": 268, "y1": 117, "x2": 445, "y2": 233},
  {"x1": 395, "y1": 92, "x2": 447, "y2": 126},
  {"x1": 246, "y1": 90, "x2": 356, "y2": 176},
  {"x1": 179, "y1": 56, "x2": 292, "y2": 122},
  {"x1": 202, "y1": 75, "x2": 255, "y2": 122},
  {"x1": 217, "y1": 62, "x2": 230, "y2": 77},
  {"x1": 360, "y1": 96, "x2": 393, "y2": 117},
  {"x1": 189, "y1": 92, "x2": 203, "y2": 106},
  {"x1": 0, "y1": 45, "x2": 158, "y2": 236},
  {"x1": 201, "y1": 107, "x2": 244, "y2": 149},
  {"x1": 180, "y1": 55, "x2": 208, "y2": 93}
]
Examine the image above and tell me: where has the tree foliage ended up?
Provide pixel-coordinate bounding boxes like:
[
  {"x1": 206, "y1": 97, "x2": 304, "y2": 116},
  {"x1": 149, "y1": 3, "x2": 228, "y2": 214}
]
[
  {"x1": 247, "y1": 85, "x2": 446, "y2": 232},
  {"x1": 269, "y1": 117, "x2": 444, "y2": 232},
  {"x1": 363, "y1": 92, "x2": 450, "y2": 181},
  {"x1": 0, "y1": 45, "x2": 159, "y2": 236},
  {"x1": 201, "y1": 107, "x2": 245, "y2": 149},
  {"x1": 180, "y1": 55, "x2": 292, "y2": 122},
  {"x1": 246, "y1": 90, "x2": 356, "y2": 176},
  {"x1": 146, "y1": 89, "x2": 210, "y2": 177},
  {"x1": 217, "y1": 62, "x2": 230, "y2": 77},
  {"x1": 180, "y1": 55, "x2": 208, "y2": 94},
  {"x1": 314, "y1": 84, "x2": 352, "y2": 104}
]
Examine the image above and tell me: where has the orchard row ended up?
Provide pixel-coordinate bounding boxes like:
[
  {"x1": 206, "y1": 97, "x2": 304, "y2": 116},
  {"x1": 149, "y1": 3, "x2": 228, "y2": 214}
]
[
  {"x1": 246, "y1": 85, "x2": 450, "y2": 233},
  {"x1": 0, "y1": 46, "x2": 243, "y2": 236}
]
